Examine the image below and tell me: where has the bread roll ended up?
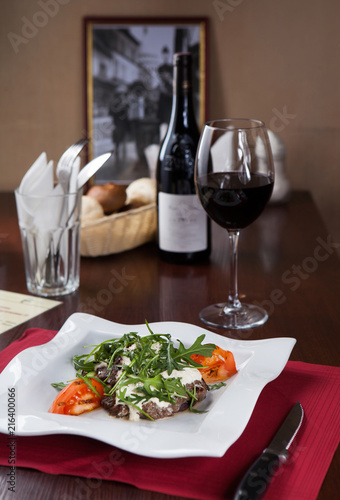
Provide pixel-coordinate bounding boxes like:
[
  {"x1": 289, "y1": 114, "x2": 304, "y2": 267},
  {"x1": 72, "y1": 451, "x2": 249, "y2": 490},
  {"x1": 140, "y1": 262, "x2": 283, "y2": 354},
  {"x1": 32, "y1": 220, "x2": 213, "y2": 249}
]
[
  {"x1": 81, "y1": 195, "x2": 104, "y2": 221},
  {"x1": 87, "y1": 182, "x2": 127, "y2": 214},
  {"x1": 125, "y1": 178, "x2": 156, "y2": 206}
]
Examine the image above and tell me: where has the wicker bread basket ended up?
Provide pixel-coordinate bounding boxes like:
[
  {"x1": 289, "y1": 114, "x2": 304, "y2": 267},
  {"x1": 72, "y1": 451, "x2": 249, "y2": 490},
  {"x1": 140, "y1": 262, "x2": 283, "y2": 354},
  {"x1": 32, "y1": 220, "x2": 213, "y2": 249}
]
[{"x1": 80, "y1": 202, "x2": 157, "y2": 257}]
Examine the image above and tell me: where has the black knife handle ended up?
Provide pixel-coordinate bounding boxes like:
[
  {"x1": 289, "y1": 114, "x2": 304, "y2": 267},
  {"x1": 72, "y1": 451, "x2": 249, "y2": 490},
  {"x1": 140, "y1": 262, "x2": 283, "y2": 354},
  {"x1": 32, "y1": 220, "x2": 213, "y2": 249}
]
[{"x1": 233, "y1": 451, "x2": 282, "y2": 500}]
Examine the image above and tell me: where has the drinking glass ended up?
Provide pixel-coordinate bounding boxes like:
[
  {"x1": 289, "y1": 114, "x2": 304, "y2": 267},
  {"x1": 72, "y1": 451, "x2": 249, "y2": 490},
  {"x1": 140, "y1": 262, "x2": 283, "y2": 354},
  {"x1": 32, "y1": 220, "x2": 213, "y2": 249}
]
[
  {"x1": 195, "y1": 119, "x2": 274, "y2": 329},
  {"x1": 15, "y1": 189, "x2": 82, "y2": 297}
]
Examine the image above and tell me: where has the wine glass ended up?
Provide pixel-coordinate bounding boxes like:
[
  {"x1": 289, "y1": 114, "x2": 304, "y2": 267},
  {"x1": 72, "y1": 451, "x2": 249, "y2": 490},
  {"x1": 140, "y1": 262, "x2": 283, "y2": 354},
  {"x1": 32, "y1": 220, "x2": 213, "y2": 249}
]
[{"x1": 194, "y1": 118, "x2": 274, "y2": 329}]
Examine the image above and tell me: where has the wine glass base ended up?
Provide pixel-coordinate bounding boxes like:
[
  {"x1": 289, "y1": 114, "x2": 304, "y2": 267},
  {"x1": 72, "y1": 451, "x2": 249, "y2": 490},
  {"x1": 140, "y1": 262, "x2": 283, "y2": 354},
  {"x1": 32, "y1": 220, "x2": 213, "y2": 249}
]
[{"x1": 199, "y1": 303, "x2": 268, "y2": 330}]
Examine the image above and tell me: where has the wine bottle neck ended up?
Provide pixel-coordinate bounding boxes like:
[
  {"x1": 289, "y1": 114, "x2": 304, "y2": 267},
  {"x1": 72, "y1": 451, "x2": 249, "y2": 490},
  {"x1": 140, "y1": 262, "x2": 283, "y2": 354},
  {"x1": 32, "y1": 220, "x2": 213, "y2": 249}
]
[{"x1": 169, "y1": 56, "x2": 197, "y2": 130}]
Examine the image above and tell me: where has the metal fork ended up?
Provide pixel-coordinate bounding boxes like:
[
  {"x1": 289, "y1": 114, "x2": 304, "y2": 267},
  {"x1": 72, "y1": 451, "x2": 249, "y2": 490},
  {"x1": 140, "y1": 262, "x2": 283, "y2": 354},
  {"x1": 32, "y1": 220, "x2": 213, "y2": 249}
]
[
  {"x1": 56, "y1": 138, "x2": 89, "y2": 193},
  {"x1": 45, "y1": 138, "x2": 89, "y2": 287}
]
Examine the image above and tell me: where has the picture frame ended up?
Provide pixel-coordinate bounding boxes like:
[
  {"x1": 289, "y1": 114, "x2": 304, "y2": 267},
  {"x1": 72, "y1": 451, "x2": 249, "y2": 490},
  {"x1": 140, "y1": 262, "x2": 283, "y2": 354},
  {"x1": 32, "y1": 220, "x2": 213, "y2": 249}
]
[{"x1": 84, "y1": 17, "x2": 208, "y2": 183}]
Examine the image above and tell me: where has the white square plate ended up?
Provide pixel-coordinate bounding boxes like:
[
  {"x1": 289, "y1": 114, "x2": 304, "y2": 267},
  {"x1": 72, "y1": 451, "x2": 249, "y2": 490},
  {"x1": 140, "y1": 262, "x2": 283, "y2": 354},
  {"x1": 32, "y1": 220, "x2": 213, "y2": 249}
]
[{"x1": 0, "y1": 313, "x2": 296, "y2": 458}]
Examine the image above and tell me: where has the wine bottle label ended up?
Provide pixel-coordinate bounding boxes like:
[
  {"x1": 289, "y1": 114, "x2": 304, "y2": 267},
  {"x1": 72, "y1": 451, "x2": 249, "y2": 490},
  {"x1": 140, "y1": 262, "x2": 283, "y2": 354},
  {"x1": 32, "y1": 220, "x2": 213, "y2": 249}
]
[{"x1": 158, "y1": 192, "x2": 208, "y2": 252}]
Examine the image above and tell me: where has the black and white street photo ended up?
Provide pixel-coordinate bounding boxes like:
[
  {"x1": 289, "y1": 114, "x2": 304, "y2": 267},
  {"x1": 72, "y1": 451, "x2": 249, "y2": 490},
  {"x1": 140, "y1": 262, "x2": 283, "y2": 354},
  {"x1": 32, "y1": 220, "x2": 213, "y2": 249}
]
[{"x1": 85, "y1": 19, "x2": 207, "y2": 182}]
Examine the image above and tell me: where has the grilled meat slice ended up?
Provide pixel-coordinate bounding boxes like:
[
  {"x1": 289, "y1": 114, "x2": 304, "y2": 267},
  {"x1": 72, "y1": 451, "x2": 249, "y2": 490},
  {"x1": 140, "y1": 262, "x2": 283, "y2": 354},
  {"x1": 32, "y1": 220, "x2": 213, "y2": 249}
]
[
  {"x1": 101, "y1": 395, "x2": 129, "y2": 418},
  {"x1": 141, "y1": 378, "x2": 209, "y2": 420},
  {"x1": 100, "y1": 377, "x2": 209, "y2": 421},
  {"x1": 95, "y1": 356, "x2": 122, "y2": 387}
]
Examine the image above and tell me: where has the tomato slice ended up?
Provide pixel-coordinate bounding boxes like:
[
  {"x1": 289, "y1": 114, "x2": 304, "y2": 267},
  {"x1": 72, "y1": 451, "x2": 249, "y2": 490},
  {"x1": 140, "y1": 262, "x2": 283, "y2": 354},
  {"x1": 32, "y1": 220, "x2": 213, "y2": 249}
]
[
  {"x1": 191, "y1": 346, "x2": 237, "y2": 384},
  {"x1": 48, "y1": 378, "x2": 104, "y2": 415}
]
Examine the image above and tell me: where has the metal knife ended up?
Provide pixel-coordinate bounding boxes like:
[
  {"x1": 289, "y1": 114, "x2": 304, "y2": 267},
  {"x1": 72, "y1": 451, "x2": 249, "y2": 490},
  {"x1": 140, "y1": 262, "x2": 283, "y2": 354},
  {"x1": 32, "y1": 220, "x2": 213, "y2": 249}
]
[
  {"x1": 233, "y1": 401, "x2": 304, "y2": 500},
  {"x1": 76, "y1": 152, "x2": 112, "y2": 190}
]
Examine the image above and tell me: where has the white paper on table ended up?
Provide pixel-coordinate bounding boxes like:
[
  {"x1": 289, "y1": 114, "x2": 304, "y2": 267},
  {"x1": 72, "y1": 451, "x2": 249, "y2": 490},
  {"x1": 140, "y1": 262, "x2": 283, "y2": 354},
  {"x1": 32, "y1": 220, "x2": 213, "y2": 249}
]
[{"x1": 0, "y1": 290, "x2": 61, "y2": 334}]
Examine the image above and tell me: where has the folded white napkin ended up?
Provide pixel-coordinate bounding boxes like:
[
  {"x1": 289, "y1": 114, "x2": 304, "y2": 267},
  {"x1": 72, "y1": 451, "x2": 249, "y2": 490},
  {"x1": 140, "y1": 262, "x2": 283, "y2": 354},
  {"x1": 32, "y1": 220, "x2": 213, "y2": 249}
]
[
  {"x1": 17, "y1": 153, "x2": 51, "y2": 226},
  {"x1": 17, "y1": 152, "x2": 81, "y2": 226},
  {"x1": 16, "y1": 152, "x2": 77, "y2": 279},
  {"x1": 18, "y1": 152, "x2": 51, "y2": 195}
]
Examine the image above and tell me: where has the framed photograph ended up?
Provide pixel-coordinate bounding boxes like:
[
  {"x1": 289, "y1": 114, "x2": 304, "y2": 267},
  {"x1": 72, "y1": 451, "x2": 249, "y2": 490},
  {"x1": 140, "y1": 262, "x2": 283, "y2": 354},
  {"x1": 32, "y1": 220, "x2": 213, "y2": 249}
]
[{"x1": 84, "y1": 17, "x2": 208, "y2": 183}]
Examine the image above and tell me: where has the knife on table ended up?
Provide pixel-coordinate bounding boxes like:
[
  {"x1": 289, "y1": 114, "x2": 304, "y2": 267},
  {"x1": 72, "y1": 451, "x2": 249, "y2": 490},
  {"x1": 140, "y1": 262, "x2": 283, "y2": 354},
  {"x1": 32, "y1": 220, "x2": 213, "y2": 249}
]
[{"x1": 233, "y1": 401, "x2": 304, "y2": 500}]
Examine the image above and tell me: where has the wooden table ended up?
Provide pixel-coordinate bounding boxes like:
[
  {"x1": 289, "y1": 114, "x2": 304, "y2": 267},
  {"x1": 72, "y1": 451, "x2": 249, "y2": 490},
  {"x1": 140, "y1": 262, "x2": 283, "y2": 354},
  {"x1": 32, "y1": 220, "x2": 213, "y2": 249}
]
[{"x1": 0, "y1": 191, "x2": 339, "y2": 499}]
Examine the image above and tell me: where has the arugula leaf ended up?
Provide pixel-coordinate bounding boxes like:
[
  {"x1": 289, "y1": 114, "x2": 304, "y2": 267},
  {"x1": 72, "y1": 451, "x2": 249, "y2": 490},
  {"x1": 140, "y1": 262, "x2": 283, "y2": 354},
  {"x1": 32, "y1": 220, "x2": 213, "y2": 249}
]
[
  {"x1": 172, "y1": 335, "x2": 216, "y2": 367},
  {"x1": 73, "y1": 355, "x2": 96, "y2": 373},
  {"x1": 209, "y1": 382, "x2": 227, "y2": 391},
  {"x1": 51, "y1": 382, "x2": 67, "y2": 390},
  {"x1": 76, "y1": 373, "x2": 105, "y2": 398},
  {"x1": 188, "y1": 385, "x2": 208, "y2": 414}
]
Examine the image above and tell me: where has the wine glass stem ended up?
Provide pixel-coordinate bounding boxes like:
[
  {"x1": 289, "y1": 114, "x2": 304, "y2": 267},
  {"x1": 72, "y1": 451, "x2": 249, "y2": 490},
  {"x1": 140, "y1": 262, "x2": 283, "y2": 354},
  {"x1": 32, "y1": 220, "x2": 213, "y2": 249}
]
[{"x1": 226, "y1": 230, "x2": 242, "y2": 311}]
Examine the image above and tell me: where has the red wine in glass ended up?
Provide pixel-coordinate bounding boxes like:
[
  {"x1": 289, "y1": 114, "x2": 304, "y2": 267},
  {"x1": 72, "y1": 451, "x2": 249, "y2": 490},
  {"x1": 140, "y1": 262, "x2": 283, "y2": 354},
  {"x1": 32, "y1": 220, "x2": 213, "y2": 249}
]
[
  {"x1": 196, "y1": 172, "x2": 273, "y2": 230},
  {"x1": 194, "y1": 119, "x2": 275, "y2": 329}
]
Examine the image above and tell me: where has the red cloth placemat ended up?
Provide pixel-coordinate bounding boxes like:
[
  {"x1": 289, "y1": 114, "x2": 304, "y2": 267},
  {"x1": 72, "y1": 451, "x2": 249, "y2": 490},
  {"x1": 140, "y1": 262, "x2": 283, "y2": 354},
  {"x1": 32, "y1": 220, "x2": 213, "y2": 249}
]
[{"x1": 0, "y1": 328, "x2": 339, "y2": 500}]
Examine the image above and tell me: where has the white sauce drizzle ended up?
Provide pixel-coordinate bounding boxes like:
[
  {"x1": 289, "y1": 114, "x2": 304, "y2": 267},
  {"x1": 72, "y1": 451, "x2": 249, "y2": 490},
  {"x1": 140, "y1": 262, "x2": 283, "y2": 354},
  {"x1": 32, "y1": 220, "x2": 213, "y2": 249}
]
[
  {"x1": 116, "y1": 366, "x2": 202, "y2": 421},
  {"x1": 109, "y1": 343, "x2": 202, "y2": 421}
]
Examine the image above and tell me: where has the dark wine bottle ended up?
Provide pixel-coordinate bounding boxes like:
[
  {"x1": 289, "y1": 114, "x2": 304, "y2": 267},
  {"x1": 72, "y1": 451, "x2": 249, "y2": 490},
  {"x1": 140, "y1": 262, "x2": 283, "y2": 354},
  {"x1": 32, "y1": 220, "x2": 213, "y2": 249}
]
[{"x1": 156, "y1": 52, "x2": 211, "y2": 264}]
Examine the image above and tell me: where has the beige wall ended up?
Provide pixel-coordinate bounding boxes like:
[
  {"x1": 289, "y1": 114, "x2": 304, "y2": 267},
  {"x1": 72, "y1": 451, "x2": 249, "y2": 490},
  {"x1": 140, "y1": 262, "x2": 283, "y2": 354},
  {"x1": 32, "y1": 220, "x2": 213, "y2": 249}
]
[{"x1": 1, "y1": 0, "x2": 339, "y2": 246}]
